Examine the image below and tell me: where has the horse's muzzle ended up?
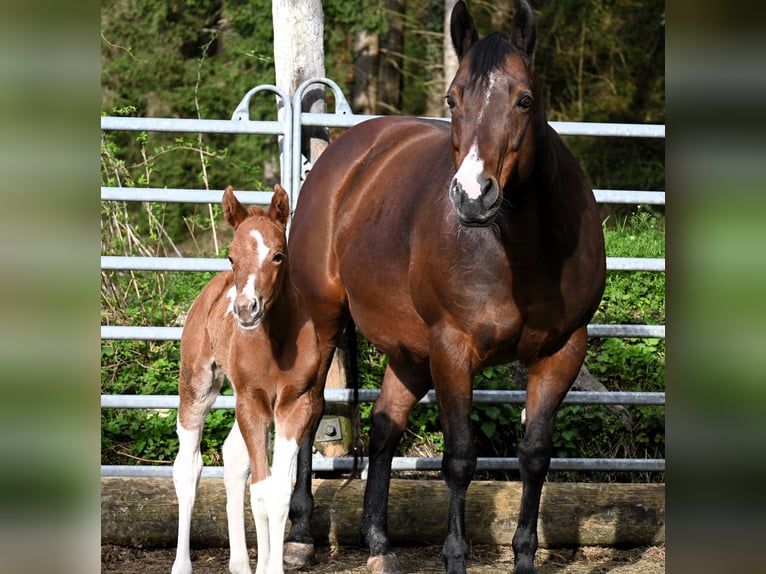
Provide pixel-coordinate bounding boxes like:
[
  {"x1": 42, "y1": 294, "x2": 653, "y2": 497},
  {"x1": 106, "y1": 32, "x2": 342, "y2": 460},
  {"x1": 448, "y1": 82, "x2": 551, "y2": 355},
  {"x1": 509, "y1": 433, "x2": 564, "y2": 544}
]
[
  {"x1": 233, "y1": 297, "x2": 264, "y2": 330},
  {"x1": 449, "y1": 176, "x2": 500, "y2": 226}
]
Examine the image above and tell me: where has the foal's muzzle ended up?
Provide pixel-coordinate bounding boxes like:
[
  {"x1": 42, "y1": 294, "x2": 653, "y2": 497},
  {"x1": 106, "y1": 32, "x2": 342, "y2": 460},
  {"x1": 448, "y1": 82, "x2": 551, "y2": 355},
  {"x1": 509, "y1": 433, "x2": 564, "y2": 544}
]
[
  {"x1": 449, "y1": 176, "x2": 500, "y2": 227},
  {"x1": 233, "y1": 297, "x2": 264, "y2": 330}
]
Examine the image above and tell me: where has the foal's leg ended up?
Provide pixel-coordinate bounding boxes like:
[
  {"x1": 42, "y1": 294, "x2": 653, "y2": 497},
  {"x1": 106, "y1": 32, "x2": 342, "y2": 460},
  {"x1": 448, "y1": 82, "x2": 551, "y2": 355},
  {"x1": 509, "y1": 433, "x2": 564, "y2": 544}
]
[
  {"x1": 512, "y1": 328, "x2": 588, "y2": 574},
  {"x1": 267, "y1": 394, "x2": 312, "y2": 574},
  {"x1": 236, "y1": 397, "x2": 273, "y2": 574},
  {"x1": 430, "y1": 328, "x2": 477, "y2": 574},
  {"x1": 222, "y1": 417, "x2": 253, "y2": 574},
  {"x1": 284, "y1": 346, "x2": 333, "y2": 568},
  {"x1": 172, "y1": 362, "x2": 223, "y2": 574},
  {"x1": 361, "y1": 360, "x2": 430, "y2": 574}
]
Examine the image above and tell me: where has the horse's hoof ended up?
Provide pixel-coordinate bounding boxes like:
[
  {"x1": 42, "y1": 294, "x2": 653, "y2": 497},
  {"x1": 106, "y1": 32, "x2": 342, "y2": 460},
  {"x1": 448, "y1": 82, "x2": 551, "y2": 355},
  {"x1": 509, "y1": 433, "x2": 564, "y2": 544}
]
[
  {"x1": 283, "y1": 542, "x2": 316, "y2": 570},
  {"x1": 366, "y1": 553, "x2": 403, "y2": 574}
]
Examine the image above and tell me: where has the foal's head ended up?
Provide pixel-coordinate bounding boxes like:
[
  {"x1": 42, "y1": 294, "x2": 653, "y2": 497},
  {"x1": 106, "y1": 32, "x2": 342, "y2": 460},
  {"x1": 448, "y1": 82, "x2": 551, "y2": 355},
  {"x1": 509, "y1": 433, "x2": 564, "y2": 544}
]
[
  {"x1": 446, "y1": 0, "x2": 542, "y2": 226},
  {"x1": 222, "y1": 184, "x2": 290, "y2": 331}
]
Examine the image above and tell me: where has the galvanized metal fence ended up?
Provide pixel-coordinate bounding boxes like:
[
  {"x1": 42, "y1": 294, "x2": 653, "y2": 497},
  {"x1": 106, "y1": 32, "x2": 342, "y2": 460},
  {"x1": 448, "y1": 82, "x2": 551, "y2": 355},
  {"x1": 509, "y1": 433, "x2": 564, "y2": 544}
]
[{"x1": 100, "y1": 78, "x2": 665, "y2": 478}]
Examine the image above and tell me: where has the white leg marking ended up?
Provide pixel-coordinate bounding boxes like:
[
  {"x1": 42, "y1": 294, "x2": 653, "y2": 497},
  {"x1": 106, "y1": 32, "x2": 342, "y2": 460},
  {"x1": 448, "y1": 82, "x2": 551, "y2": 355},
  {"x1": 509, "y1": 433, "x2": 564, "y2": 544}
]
[
  {"x1": 267, "y1": 435, "x2": 299, "y2": 573},
  {"x1": 172, "y1": 423, "x2": 204, "y2": 574},
  {"x1": 250, "y1": 477, "x2": 272, "y2": 574},
  {"x1": 248, "y1": 434, "x2": 299, "y2": 574},
  {"x1": 223, "y1": 421, "x2": 253, "y2": 574}
]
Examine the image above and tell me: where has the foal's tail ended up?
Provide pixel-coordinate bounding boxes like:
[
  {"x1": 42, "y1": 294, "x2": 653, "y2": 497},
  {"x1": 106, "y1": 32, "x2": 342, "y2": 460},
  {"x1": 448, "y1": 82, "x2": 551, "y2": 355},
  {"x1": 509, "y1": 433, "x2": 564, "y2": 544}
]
[{"x1": 340, "y1": 318, "x2": 362, "y2": 489}]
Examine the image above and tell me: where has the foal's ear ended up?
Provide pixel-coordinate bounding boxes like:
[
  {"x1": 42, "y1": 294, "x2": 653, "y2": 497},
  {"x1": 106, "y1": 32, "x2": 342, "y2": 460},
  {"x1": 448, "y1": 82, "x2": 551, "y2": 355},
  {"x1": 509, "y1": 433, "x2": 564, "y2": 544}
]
[
  {"x1": 511, "y1": 0, "x2": 536, "y2": 61},
  {"x1": 222, "y1": 186, "x2": 249, "y2": 230},
  {"x1": 450, "y1": 1, "x2": 479, "y2": 60},
  {"x1": 269, "y1": 184, "x2": 290, "y2": 228}
]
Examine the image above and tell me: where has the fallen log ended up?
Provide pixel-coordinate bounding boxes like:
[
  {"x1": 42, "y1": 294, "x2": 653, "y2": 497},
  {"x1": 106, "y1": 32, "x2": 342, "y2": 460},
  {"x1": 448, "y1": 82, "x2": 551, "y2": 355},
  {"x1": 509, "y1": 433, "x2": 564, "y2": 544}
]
[{"x1": 101, "y1": 477, "x2": 664, "y2": 548}]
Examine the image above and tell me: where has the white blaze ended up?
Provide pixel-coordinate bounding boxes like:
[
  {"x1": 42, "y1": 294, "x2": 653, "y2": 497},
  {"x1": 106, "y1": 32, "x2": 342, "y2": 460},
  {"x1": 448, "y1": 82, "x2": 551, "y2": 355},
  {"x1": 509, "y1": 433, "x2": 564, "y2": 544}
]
[
  {"x1": 454, "y1": 140, "x2": 485, "y2": 200},
  {"x1": 250, "y1": 229, "x2": 270, "y2": 265}
]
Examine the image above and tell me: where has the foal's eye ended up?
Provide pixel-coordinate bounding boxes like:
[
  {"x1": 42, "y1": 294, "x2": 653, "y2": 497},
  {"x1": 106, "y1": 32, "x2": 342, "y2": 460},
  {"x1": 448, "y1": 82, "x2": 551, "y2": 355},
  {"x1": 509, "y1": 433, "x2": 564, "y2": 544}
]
[
  {"x1": 517, "y1": 94, "x2": 533, "y2": 110},
  {"x1": 227, "y1": 256, "x2": 234, "y2": 266},
  {"x1": 272, "y1": 252, "x2": 285, "y2": 263}
]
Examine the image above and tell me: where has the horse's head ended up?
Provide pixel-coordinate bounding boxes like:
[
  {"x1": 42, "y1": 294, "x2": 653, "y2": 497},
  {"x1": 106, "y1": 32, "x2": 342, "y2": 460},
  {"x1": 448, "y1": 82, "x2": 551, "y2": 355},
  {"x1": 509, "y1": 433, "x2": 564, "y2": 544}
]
[
  {"x1": 447, "y1": 0, "x2": 541, "y2": 226},
  {"x1": 222, "y1": 184, "x2": 290, "y2": 331}
]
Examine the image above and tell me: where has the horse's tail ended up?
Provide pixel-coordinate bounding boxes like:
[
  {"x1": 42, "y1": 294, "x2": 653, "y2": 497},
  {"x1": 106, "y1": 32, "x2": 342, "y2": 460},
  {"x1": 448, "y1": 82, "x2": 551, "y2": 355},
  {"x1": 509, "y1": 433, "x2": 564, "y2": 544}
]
[{"x1": 340, "y1": 318, "x2": 361, "y2": 489}]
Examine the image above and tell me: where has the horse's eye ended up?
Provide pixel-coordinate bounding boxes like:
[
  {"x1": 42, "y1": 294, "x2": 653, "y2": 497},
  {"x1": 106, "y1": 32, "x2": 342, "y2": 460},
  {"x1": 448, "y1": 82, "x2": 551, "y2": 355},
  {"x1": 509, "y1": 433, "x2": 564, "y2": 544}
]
[
  {"x1": 272, "y1": 253, "x2": 285, "y2": 264},
  {"x1": 445, "y1": 93, "x2": 458, "y2": 109},
  {"x1": 517, "y1": 94, "x2": 533, "y2": 109},
  {"x1": 227, "y1": 256, "x2": 234, "y2": 266}
]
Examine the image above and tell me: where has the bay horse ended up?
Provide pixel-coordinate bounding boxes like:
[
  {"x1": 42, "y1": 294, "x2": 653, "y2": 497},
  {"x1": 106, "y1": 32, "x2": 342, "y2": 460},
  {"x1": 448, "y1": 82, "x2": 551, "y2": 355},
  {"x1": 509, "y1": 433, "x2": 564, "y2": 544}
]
[
  {"x1": 172, "y1": 184, "x2": 321, "y2": 574},
  {"x1": 284, "y1": 1, "x2": 605, "y2": 573}
]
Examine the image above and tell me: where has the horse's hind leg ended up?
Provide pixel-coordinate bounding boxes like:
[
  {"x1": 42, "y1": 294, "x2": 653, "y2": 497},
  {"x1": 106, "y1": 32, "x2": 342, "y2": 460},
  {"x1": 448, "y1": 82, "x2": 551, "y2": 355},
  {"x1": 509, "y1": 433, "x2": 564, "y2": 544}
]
[
  {"x1": 222, "y1": 416, "x2": 253, "y2": 574},
  {"x1": 172, "y1": 360, "x2": 223, "y2": 574},
  {"x1": 362, "y1": 360, "x2": 430, "y2": 574},
  {"x1": 512, "y1": 328, "x2": 588, "y2": 574}
]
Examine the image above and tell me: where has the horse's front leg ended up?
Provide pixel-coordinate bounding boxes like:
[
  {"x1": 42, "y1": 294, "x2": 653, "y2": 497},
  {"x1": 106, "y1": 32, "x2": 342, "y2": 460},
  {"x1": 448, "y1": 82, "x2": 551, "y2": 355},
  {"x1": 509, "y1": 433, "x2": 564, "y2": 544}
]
[
  {"x1": 513, "y1": 328, "x2": 588, "y2": 574},
  {"x1": 362, "y1": 361, "x2": 429, "y2": 574},
  {"x1": 235, "y1": 395, "x2": 274, "y2": 574},
  {"x1": 269, "y1": 393, "x2": 314, "y2": 574},
  {"x1": 430, "y1": 330, "x2": 477, "y2": 574}
]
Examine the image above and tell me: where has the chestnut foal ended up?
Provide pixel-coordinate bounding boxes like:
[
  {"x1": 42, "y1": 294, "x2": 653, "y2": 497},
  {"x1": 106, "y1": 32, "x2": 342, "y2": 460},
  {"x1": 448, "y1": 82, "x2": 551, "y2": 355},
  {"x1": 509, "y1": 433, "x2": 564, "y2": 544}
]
[{"x1": 172, "y1": 185, "x2": 320, "y2": 574}]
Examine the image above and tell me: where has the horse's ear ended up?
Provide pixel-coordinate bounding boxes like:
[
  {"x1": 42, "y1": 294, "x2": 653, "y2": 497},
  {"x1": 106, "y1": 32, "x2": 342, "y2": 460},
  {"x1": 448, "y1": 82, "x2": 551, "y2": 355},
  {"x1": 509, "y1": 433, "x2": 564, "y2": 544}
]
[
  {"x1": 223, "y1": 186, "x2": 250, "y2": 230},
  {"x1": 511, "y1": 0, "x2": 536, "y2": 61},
  {"x1": 269, "y1": 184, "x2": 290, "y2": 228},
  {"x1": 450, "y1": 1, "x2": 479, "y2": 60}
]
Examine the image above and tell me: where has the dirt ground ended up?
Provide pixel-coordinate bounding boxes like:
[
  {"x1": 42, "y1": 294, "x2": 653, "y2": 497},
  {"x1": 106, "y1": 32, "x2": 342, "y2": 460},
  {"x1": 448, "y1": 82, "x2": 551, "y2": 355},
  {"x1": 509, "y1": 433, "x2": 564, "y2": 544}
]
[{"x1": 102, "y1": 543, "x2": 664, "y2": 573}]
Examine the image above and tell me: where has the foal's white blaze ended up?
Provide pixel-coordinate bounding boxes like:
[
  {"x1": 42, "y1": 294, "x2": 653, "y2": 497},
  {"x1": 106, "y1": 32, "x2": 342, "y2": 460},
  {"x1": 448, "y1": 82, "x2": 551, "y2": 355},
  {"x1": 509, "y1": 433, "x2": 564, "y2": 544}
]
[
  {"x1": 241, "y1": 274, "x2": 257, "y2": 301},
  {"x1": 250, "y1": 229, "x2": 270, "y2": 265},
  {"x1": 454, "y1": 140, "x2": 485, "y2": 200}
]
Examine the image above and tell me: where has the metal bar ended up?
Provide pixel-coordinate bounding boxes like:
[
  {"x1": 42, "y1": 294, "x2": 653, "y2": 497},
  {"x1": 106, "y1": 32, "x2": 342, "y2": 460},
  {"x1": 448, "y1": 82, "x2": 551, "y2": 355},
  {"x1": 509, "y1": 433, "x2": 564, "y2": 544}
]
[
  {"x1": 606, "y1": 257, "x2": 665, "y2": 272},
  {"x1": 100, "y1": 256, "x2": 663, "y2": 273},
  {"x1": 101, "y1": 326, "x2": 182, "y2": 340},
  {"x1": 587, "y1": 324, "x2": 665, "y2": 338},
  {"x1": 101, "y1": 187, "x2": 665, "y2": 206},
  {"x1": 101, "y1": 256, "x2": 228, "y2": 272},
  {"x1": 100, "y1": 187, "x2": 274, "y2": 205},
  {"x1": 100, "y1": 116, "x2": 287, "y2": 135},
  {"x1": 101, "y1": 390, "x2": 665, "y2": 410},
  {"x1": 296, "y1": 111, "x2": 665, "y2": 138},
  {"x1": 592, "y1": 189, "x2": 665, "y2": 205},
  {"x1": 101, "y1": 456, "x2": 664, "y2": 478},
  {"x1": 100, "y1": 324, "x2": 665, "y2": 341}
]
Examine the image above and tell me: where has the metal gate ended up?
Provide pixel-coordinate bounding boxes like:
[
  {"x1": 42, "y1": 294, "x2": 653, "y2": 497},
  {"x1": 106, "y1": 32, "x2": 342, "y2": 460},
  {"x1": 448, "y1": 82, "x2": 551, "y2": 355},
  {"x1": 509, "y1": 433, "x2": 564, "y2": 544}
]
[{"x1": 100, "y1": 78, "x2": 665, "y2": 478}]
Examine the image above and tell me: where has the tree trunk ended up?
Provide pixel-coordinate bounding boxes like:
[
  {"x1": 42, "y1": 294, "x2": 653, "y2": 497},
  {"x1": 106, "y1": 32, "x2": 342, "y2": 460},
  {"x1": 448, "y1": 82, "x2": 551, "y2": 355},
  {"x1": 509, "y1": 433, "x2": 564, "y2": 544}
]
[
  {"x1": 352, "y1": 29, "x2": 379, "y2": 115},
  {"x1": 272, "y1": 0, "x2": 328, "y2": 163},
  {"x1": 272, "y1": 0, "x2": 349, "y2": 455},
  {"x1": 378, "y1": 0, "x2": 405, "y2": 114},
  {"x1": 101, "y1": 477, "x2": 665, "y2": 548}
]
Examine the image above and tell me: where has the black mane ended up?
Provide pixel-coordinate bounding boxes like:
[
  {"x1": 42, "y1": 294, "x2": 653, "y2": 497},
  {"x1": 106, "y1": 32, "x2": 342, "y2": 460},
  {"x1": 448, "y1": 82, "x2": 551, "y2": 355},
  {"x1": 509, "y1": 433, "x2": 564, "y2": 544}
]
[{"x1": 466, "y1": 32, "x2": 522, "y2": 87}]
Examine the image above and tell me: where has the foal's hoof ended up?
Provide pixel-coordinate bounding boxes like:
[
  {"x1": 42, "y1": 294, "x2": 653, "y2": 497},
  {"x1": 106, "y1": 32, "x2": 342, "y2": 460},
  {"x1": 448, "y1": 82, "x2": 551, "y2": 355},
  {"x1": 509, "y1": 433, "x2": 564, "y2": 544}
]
[
  {"x1": 366, "y1": 553, "x2": 403, "y2": 574},
  {"x1": 283, "y1": 542, "x2": 316, "y2": 570}
]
